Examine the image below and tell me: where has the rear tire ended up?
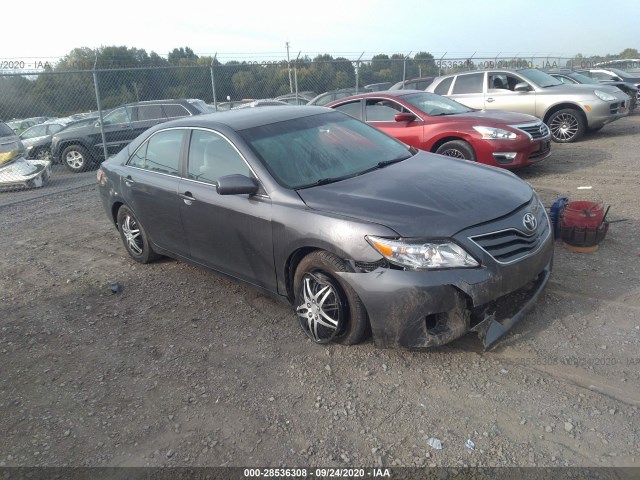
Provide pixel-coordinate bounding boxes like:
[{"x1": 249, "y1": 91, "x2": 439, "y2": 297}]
[
  {"x1": 294, "y1": 251, "x2": 369, "y2": 345},
  {"x1": 116, "y1": 206, "x2": 160, "y2": 264},
  {"x1": 62, "y1": 144, "x2": 92, "y2": 173},
  {"x1": 435, "y1": 140, "x2": 476, "y2": 161}
]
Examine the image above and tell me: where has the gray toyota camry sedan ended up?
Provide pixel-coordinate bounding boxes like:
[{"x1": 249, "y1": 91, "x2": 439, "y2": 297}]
[{"x1": 97, "y1": 106, "x2": 553, "y2": 349}]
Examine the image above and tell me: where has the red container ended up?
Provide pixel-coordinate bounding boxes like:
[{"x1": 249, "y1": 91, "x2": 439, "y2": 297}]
[{"x1": 561, "y1": 201, "x2": 604, "y2": 229}]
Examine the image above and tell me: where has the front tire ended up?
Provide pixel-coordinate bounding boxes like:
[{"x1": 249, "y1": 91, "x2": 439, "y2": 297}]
[
  {"x1": 35, "y1": 148, "x2": 51, "y2": 161},
  {"x1": 294, "y1": 251, "x2": 369, "y2": 345},
  {"x1": 116, "y1": 206, "x2": 160, "y2": 264},
  {"x1": 435, "y1": 140, "x2": 476, "y2": 161},
  {"x1": 62, "y1": 144, "x2": 92, "y2": 173},
  {"x1": 547, "y1": 109, "x2": 585, "y2": 143}
]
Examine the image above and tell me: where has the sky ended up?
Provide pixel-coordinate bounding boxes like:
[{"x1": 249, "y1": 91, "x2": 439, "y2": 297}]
[{"x1": 2, "y1": 0, "x2": 637, "y2": 66}]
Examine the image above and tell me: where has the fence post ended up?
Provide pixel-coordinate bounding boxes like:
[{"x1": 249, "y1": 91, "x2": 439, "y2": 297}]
[
  {"x1": 438, "y1": 52, "x2": 447, "y2": 76},
  {"x1": 210, "y1": 53, "x2": 218, "y2": 111},
  {"x1": 355, "y1": 52, "x2": 364, "y2": 93},
  {"x1": 294, "y1": 51, "x2": 301, "y2": 100},
  {"x1": 93, "y1": 53, "x2": 109, "y2": 163}
]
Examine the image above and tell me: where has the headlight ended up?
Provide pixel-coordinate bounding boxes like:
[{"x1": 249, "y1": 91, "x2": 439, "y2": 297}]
[
  {"x1": 366, "y1": 236, "x2": 479, "y2": 270},
  {"x1": 594, "y1": 90, "x2": 616, "y2": 102},
  {"x1": 472, "y1": 126, "x2": 517, "y2": 140}
]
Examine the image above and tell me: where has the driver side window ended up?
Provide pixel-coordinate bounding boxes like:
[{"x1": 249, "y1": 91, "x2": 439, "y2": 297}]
[
  {"x1": 103, "y1": 107, "x2": 132, "y2": 126},
  {"x1": 187, "y1": 130, "x2": 251, "y2": 185}
]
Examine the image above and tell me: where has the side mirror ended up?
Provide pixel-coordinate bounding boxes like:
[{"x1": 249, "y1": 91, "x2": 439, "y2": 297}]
[
  {"x1": 394, "y1": 112, "x2": 416, "y2": 123},
  {"x1": 514, "y1": 82, "x2": 531, "y2": 92},
  {"x1": 216, "y1": 174, "x2": 259, "y2": 195},
  {"x1": 94, "y1": 121, "x2": 101, "y2": 128}
]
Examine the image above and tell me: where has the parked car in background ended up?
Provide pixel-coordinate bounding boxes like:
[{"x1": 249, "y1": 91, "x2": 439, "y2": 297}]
[
  {"x1": 307, "y1": 87, "x2": 372, "y2": 106},
  {"x1": 427, "y1": 68, "x2": 630, "y2": 143},
  {"x1": 7, "y1": 118, "x2": 38, "y2": 135},
  {"x1": 326, "y1": 90, "x2": 551, "y2": 169},
  {"x1": 231, "y1": 99, "x2": 291, "y2": 109},
  {"x1": 577, "y1": 68, "x2": 640, "y2": 104},
  {"x1": 274, "y1": 91, "x2": 317, "y2": 105},
  {"x1": 209, "y1": 100, "x2": 255, "y2": 111},
  {"x1": 20, "y1": 121, "x2": 70, "y2": 160},
  {"x1": 364, "y1": 82, "x2": 393, "y2": 91},
  {"x1": 389, "y1": 77, "x2": 434, "y2": 90},
  {"x1": 51, "y1": 99, "x2": 210, "y2": 172},
  {"x1": 0, "y1": 121, "x2": 51, "y2": 189},
  {"x1": 549, "y1": 70, "x2": 638, "y2": 113},
  {"x1": 97, "y1": 106, "x2": 553, "y2": 349}
]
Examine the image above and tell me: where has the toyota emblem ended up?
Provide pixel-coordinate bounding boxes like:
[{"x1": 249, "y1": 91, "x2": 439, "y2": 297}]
[
  {"x1": 539, "y1": 124, "x2": 546, "y2": 136},
  {"x1": 523, "y1": 213, "x2": 538, "y2": 232}
]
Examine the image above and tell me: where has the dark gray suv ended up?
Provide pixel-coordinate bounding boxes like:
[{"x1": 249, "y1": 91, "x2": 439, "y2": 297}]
[{"x1": 51, "y1": 99, "x2": 210, "y2": 172}]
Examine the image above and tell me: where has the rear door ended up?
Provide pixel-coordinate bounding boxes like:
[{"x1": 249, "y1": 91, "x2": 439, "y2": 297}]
[
  {"x1": 120, "y1": 128, "x2": 189, "y2": 256},
  {"x1": 448, "y1": 72, "x2": 485, "y2": 109}
]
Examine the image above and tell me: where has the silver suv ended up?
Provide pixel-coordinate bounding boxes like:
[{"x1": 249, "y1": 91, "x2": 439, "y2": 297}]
[{"x1": 426, "y1": 68, "x2": 630, "y2": 143}]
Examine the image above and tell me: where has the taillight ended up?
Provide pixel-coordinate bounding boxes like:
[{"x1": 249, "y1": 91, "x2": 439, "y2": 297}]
[{"x1": 97, "y1": 168, "x2": 105, "y2": 185}]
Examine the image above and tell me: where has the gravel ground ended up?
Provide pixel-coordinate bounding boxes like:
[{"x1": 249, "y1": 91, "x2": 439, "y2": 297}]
[{"x1": 0, "y1": 115, "x2": 639, "y2": 469}]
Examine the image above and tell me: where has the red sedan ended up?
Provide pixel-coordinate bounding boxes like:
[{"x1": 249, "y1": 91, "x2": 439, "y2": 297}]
[{"x1": 325, "y1": 90, "x2": 551, "y2": 169}]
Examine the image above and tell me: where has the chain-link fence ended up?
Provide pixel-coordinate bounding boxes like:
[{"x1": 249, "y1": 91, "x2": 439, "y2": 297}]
[{"x1": 1, "y1": 52, "x2": 637, "y2": 199}]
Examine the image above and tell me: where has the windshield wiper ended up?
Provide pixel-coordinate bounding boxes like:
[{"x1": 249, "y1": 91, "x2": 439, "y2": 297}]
[
  {"x1": 296, "y1": 153, "x2": 413, "y2": 189},
  {"x1": 376, "y1": 155, "x2": 411, "y2": 168}
]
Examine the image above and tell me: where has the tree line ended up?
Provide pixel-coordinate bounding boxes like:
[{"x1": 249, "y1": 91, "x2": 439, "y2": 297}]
[{"x1": 1, "y1": 45, "x2": 638, "y2": 120}]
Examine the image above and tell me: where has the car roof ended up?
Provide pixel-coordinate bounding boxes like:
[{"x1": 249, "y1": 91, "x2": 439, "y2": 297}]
[
  {"x1": 328, "y1": 89, "x2": 427, "y2": 102},
  {"x1": 152, "y1": 105, "x2": 332, "y2": 131}
]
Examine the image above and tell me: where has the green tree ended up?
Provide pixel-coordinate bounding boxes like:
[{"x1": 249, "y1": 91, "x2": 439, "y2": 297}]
[{"x1": 620, "y1": 48, "x2": 639, "y2": 59}]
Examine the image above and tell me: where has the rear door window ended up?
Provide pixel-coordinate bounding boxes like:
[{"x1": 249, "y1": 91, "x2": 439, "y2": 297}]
[
  {"x1": 163, "y1": 104, "x2": 192, "y2": 119},
  {"x1": 127, "y1": 129, "x2": 185, "y2": 175},
  {"x1": 136, "y1": 105, "x2": 166, "y2": 121},
  {"x1": 451, "y1": 73, "x2": 484, "y2": 94}
]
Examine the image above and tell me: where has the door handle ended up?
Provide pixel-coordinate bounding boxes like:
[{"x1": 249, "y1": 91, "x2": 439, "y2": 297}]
[
  {"x1": 179, "y1": 191, "x2": 195, "y2": 205},
  {"x1": 124, "y1": 175, "x2": 135, "y2": 186},
  {"x1": 486, "y1": 98, "x2": 495, "y2": 103}
]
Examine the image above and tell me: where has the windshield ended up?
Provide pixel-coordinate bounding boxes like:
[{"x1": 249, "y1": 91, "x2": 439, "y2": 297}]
[
  {"x1": 0, "y1": 122, "x2": 16, "y2": 138},
  {"x1": 609, "y1": 68, "x2": 634, "y2": 79},
  {"x1": 569, "y1": 72, "x2": 598, "y2": 84},
  {"x1": 240, "y1": 111, "x2": 413, "y2": 189},
  {"x1": 518, "y1": 69, "x2": 563, "y2": 88},
  {"x1": 402, "y1": 92, "x2": 473, "y2": 115}
]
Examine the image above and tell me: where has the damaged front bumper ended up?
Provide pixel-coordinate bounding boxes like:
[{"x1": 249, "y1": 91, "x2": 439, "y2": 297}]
[
  {"x1": 0, "y1": 157, "x2": 51, "y2": 189},
  {"x1": 337, "y1": 234, "x2": 553, "y2": 350}
]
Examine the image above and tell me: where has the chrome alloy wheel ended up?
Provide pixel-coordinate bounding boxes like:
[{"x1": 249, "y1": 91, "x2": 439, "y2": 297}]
[
  {"x1": 296, "y1": 272, "x2": 344, "y2": 343},
  {"x1": 549, "y1": 113, "x2": 579, "y2": 141},
  {"x1": 438, "y1": 147, "x2": 466, "y2": 159},
  {"x1": 121, "y1": 214, "x2": 143, "y2": 256},
  {"x1": 65, "y1": 150, "x2": 84, "y2": 169}
]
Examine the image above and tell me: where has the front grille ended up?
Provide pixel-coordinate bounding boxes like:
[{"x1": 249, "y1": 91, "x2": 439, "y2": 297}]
[
  {"x1": 470, "y1": 217, "x2": 550, "y2": 264},
  {"x1": 528, "y1": 140, "x2": 551, "y2": 160},
  {"x1": 610, "y1": 101, "x2": 626, "y2": 114},
  {"x1": 512, "y1": 122, "x2": 550, "y2": 140},
  {"x1": 354, "y1": 258, "x2": 388, "y2": 272}
]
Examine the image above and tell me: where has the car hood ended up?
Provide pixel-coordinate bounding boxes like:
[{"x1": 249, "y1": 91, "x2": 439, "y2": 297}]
[
  {"x1": 21, "y1": 136, "x2": 49, "y2": 147},
  {"x1": 546, "y1": 83, "x2": 625, "y2": 96},
  {"x1": 296, "y1": 151, "x2": 533, "y2": 237}
]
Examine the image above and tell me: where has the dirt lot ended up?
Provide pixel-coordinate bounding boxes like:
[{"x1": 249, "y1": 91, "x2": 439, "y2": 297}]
[{"x1": 1, "y1": 115, "x2": 639, "y2": 469}]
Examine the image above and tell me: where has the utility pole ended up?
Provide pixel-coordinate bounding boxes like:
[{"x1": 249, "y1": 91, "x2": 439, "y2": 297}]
[{"x1": 286, "y1": 41, "x2": 293, "y2": 93}]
